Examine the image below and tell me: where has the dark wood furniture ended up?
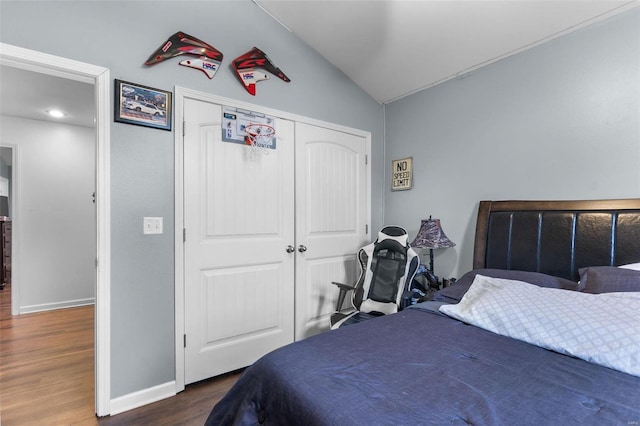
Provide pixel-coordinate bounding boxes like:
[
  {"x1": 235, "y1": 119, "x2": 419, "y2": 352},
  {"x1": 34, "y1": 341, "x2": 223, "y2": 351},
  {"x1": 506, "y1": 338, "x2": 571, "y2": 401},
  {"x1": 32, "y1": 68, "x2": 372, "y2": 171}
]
[
  {"x1": 0, "y1": 217, "x2": 10, "y2": 289},
  {"x1": 474, "y1": 199, "x2": 640, "y2": 280}
]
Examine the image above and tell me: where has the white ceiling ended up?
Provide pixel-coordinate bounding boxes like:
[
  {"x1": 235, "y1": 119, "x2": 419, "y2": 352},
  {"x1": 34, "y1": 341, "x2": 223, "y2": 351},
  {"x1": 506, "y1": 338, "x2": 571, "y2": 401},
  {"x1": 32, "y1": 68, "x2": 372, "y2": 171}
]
[
  {"x1": 0, "y1": 1, "x2": 637, "y2": 131},
  {"x1": 255, "y1": 0, "x2": 639, "y2": 104},
  {"x1": 0, "y1": 65, "x2": 95, "y2": 128}
]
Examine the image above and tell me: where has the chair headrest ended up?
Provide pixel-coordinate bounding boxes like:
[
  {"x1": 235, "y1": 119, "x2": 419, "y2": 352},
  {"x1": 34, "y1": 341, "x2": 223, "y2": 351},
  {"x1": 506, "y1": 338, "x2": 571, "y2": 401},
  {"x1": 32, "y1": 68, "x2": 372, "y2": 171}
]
[{"x1": 377, "y1": 226, "x2": 408, "y2": 247}]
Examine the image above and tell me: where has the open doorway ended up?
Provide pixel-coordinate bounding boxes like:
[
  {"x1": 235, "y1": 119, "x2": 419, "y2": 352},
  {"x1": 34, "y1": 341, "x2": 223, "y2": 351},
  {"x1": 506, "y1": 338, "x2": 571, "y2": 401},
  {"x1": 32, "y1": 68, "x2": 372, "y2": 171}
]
[
  {"x1": 0, "y1": 43, "x2": 111, "y2": 416},
  {"x1": 0, "y1": 66, "x2": 96, "y2": 314}
]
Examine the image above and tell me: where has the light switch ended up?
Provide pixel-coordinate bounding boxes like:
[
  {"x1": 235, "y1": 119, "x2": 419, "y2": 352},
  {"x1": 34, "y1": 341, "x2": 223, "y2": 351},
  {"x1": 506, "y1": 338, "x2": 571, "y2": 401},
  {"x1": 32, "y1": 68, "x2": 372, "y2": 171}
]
[{"x1": 143, "y1": 217, "x2": 163, "y2": 235}]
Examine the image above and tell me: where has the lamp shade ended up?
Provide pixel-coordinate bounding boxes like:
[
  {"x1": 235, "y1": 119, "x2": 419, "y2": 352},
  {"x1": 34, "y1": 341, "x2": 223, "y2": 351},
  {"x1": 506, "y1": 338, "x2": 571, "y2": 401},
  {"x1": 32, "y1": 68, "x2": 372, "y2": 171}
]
[{"x1": 410, "y1": 218, "x2": 455, "y2": 249}]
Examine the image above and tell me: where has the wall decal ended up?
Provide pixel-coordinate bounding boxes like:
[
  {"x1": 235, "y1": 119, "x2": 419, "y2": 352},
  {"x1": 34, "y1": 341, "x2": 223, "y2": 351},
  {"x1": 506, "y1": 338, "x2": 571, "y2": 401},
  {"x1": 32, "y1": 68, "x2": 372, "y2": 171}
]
[
  {"x1": 144, "y1": 31, "x2": 223, "y2": 79},
  {"x1": 232, "y1": 47, "x2": 290, "y2": 95}
]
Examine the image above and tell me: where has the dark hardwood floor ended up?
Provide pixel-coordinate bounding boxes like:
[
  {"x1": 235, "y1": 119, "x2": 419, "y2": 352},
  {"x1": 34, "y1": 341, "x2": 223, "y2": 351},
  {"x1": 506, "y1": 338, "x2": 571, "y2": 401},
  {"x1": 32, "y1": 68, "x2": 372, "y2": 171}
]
[
  {"x1": 0, "y1": 283, "x2": 240, "y2": 425},
  {"x1": 99, "y1": 372, "x2": 241, "y2": 426}
]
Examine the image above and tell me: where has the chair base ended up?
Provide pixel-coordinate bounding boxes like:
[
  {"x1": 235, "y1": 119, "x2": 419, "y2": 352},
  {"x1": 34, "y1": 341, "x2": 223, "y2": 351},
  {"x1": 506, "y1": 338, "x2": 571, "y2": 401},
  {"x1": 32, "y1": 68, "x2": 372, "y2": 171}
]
[{"x1": 330, "y1": 310, "x2": 384, "y2": 330}]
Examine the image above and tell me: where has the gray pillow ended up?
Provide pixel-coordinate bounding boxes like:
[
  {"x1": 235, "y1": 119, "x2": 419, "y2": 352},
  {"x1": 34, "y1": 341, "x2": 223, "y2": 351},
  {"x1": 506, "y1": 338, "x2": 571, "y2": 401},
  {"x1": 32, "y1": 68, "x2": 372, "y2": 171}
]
[
  {"x1": 433, "y1": 269, "x2": 580, "y2": 303},
  {"x1": 579, "y1": 266, "x2": 640, "y2": 294}
]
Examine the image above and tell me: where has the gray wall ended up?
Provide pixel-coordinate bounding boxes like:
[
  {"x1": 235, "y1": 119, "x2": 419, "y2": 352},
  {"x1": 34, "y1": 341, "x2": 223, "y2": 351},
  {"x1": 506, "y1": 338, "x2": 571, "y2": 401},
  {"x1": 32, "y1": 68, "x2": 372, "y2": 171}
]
[
  {"x1": 384, "y1": 8, "x2": 640, "y2": 280},
  {"x1": 0, "y1": 116, "x2": 96, "y2": 311},
  {"x1": 0, "y1": 1, "x2": 384, "y2": 398}
]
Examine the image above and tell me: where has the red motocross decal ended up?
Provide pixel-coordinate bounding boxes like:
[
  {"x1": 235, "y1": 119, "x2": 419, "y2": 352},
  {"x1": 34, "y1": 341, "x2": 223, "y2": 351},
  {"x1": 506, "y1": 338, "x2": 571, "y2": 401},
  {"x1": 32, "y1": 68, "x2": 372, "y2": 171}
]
[
  {"x1": 144, "y1": 31, "x2": 223, "y2": 69},
  {"x1": 232, "y1": 47, "x2": 290, "y2": 95}
]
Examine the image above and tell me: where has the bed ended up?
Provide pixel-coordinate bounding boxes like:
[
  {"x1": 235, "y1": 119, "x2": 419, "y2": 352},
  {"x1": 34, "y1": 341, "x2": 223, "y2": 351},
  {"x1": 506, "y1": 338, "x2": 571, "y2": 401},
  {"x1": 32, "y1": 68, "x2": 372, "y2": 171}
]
[{"x1": 206, "y1": 199, "x2": 640, "y2": 425}]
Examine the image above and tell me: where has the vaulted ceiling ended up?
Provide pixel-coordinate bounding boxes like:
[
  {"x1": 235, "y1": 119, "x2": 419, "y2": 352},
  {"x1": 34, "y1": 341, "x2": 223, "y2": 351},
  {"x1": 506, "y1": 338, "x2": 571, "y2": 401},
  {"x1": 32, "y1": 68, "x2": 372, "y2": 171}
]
[{"x1": 255, "y1": 0, "x2": 639, "y2": 104}]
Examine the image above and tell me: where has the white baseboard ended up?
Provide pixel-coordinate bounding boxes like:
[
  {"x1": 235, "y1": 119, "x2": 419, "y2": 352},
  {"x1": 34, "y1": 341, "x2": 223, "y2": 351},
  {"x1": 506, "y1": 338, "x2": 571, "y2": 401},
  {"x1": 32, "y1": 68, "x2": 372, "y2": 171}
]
[
  {"x1": 20, "y1": 297, "x2": 95, "y2": 314},
  {"x1": 109, "y1": 381, "x2": 176, "y2": 416}
]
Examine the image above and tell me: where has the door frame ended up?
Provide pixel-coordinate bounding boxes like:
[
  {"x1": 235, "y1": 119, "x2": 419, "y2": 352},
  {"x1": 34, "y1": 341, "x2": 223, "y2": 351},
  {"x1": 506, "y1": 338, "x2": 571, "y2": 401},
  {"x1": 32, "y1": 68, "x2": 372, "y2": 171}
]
[
  {"x1": 0, "y1": 43, "x2": 112, "y2": 416},
  {"x1": 174, "y1": 86, "x2": 371, "y2": 392}
]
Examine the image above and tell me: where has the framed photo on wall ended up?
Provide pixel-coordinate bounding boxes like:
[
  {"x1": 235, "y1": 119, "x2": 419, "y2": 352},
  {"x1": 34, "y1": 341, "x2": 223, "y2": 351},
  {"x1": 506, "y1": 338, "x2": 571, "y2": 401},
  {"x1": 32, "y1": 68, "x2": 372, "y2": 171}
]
[
  {"x1": 391, "y1": 157, "x2": 413, "y2": 191},
  {"x1": 114, "y1": 79, "x2": 172, "y2": 131}
]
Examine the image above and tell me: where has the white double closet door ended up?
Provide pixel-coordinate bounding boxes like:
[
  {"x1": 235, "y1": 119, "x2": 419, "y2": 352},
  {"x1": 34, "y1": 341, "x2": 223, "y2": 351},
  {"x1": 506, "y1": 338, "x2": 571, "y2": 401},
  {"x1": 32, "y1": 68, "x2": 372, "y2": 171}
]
[{"x1": 182, "y1": 97, "x2": 368, "y2": 384}]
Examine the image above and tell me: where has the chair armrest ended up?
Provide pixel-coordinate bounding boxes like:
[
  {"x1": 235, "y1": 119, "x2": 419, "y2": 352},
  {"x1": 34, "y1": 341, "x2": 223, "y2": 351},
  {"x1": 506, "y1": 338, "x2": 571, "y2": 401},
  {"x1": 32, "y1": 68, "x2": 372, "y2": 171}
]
[
  {"x1": 331, "y1": 281, "x2": 356, "y2": 292},
  {"x1": 331, "y1": 281, "x2": 356, "y2": 312}
]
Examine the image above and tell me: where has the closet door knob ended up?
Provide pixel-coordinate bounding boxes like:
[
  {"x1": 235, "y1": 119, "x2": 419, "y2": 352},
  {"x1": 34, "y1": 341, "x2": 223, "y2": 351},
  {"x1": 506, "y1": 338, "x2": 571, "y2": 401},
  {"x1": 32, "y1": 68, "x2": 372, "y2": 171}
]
[
  {"x1": 286, "y1": 245, "x2": 295, "y2": 253},
  {"x1": 298, "y1": 245, "x2": 307, "y2": 253}
]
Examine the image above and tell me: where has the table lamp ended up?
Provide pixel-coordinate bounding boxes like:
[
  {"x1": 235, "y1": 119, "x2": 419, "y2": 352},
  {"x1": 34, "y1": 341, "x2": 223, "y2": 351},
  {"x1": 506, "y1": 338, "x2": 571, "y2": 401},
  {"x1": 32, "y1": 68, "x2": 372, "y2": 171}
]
[{"x1": 410, "y1": 216, "x2": 455, "y2": 276}]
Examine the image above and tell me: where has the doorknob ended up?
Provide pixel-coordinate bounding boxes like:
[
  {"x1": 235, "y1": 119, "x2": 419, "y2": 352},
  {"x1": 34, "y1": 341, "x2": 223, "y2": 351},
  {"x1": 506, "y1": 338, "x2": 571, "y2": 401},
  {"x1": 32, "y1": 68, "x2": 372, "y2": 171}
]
[
  {"x1": 298, "y1": 245, "x2": 307, "y2": 253},
  {"x1": 286, "y1": 245, "x2": 295, "y2": 253}
]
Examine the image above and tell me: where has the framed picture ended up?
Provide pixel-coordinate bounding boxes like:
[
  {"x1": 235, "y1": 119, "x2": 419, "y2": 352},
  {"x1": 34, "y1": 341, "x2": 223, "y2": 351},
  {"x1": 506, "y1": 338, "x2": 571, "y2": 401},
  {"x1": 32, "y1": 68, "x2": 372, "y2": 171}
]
[
  {"x1": 391, "y1": 157, "x2": 413, "y2": 191},
  {"x1": 114, "y1": 79, "x2": 172, "y2": 131}
]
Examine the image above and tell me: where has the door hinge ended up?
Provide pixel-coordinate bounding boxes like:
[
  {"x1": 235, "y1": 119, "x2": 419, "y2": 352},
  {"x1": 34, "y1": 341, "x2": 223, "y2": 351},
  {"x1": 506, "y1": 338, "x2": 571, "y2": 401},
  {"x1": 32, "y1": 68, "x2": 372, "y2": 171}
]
[
  {"x1": 365, "y1": 154, "x2": 368, "y2": 165},
  {"x1": 366, "y1": 224, "x2": 369, "y2": 234},
  {"x1": 183, "y1": 121, "x2": 186, "y2": 136},
  {"x1": 184, "y1": 334, "x2": 186, "y2": 348},
  {"x1": 183, "y1": 228, "x2": 186, "y2": 242}
]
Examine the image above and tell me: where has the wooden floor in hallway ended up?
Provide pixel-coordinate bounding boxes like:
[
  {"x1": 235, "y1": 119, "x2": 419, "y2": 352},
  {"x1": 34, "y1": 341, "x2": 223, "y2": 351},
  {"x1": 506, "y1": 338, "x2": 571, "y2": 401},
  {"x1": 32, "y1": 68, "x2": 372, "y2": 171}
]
[
  {"x1": 0, "y1": 283, "x2": 95, "y2": 424},
  {"x1": 0, "y1": 283, "x2": 239, "y2": 425}
]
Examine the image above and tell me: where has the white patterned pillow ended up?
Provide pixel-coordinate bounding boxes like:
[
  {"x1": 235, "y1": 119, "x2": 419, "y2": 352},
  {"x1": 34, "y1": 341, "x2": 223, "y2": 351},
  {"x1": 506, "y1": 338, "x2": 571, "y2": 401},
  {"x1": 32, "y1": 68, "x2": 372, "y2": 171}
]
[
  {"x1": 620, "y1": 262, "x2": 640, "y2": 271},
  {"x1": 439, "y1": 275, "x2": 640, "y2": 377}
]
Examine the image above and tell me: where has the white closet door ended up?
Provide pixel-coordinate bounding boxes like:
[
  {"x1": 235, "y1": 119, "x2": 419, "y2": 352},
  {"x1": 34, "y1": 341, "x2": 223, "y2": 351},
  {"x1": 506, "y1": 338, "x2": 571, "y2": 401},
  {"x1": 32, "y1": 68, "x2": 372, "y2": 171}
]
[
  {"x1": 183, "y1": 98, "x2": 295, "y2": 384},
  {"x1": 294, "y1": 122, "x2": 369, "y2": 340}
]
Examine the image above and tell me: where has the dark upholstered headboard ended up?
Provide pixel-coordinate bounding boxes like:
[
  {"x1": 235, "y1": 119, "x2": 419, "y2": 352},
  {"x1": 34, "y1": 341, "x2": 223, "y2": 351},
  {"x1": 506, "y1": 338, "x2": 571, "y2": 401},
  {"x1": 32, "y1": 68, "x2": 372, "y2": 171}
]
[{"x1": 473, "y1": 199, "x2": 640, "y2": 281}]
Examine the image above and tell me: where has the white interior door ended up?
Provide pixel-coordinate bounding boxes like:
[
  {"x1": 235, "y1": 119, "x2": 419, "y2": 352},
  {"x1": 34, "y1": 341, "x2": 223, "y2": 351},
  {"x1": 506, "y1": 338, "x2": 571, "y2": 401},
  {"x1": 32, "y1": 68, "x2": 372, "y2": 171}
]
[
  {"x1": 183, "y1": 98, "x2": 295, "y2": 384},
  {"x1": 294, "y1": 122, "x2": 369, "y2": 340}
]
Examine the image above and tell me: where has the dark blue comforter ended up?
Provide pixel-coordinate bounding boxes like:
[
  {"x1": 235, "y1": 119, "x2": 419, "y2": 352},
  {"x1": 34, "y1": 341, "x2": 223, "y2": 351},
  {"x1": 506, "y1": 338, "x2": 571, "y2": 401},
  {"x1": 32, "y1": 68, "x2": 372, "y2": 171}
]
[{"x1": 206, "y1": 304, "x2": 640, "y2": 425}]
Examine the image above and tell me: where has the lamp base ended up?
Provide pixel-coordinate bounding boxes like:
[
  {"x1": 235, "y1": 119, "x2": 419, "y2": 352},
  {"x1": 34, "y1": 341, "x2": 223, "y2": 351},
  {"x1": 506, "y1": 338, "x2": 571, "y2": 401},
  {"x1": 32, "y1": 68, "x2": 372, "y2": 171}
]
[{"x1": 429, "y1": 249, "x2": 435, "y2": 277}]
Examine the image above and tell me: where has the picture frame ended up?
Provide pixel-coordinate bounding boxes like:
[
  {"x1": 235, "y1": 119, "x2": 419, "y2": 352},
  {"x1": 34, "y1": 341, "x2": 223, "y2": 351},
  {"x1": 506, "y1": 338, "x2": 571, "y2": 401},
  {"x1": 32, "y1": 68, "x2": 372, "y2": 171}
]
[
  {"x1": 391, "y1": 157, "x2": 413, "y2": 191},
  {"x1": 114, "y1": 79, "x2": 172, "y2": 131}
]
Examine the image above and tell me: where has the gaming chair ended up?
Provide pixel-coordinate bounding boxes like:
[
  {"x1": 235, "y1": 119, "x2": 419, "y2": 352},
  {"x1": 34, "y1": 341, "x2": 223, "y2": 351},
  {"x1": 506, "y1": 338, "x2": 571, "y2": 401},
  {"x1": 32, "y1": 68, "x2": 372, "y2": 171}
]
[{"x1": 330, "y1": 226, "x2": 420, "y2": 329}]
